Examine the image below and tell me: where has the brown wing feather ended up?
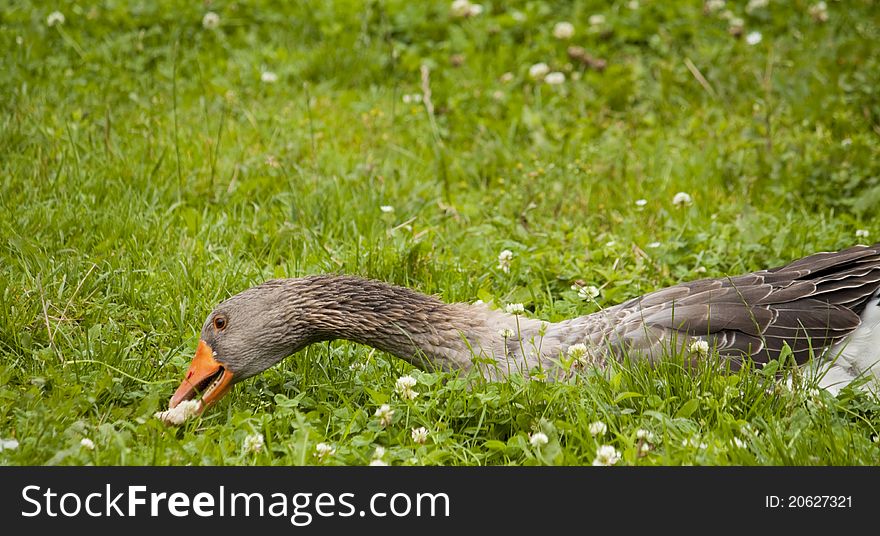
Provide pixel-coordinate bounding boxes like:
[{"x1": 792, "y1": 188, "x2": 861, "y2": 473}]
[{"x1": 614, "y1": 243, "x2": 880, "y2": 366}]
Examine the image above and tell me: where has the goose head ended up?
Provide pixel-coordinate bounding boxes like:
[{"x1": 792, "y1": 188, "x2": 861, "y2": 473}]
[{"x1": 168, "y1": 281, "x2": 316, "y2": 411}]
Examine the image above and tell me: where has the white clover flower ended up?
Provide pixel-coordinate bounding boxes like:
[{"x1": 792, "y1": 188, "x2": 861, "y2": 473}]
[
  {"x1": 500, "y1": 72, "x2": 514, "y2": 83},
  {"x1": 450, "y1": 0, "x2": 483, "y2": 18},
  {"x1": 154, "y1": 399, "x2": 201, "y2": 425},
  {"x1": 260, "y1": 71, "x2": 278, "y2": 83},
  {"x1": 672, "y1": 192, "x2": 693, "y2": 206},
  {"x1": 80, "y1": 438, "x2": 95, "y2": 450},
  {"x1": 682, "y1": 437, "x2": 708, "y2": 449},
  {"x1": 855, "y1": 229, "x2": 870, "y2": 238},
  {"x1": 411, "y1": 427, "x2": 429, "y2": 444},
  {"x1": 499, "y1": 328, "x2": 516, "y2": 338},
  {"x1": 627, "y1": 0, "x2": 640, "y2": 9},
  {"x1": 379, "y1": 205, "x2": 394, "y2": 213},
  {"x1": 528, "y1": 62, "x2": 550, "y2": 80},
  {"x1": 705, "y1": 0, "x2": 726, "y2": 13},
  {"x1": 529, "y1": 432, "x2": 549, "y2": 447},
  {"x1": 566, "y1": 343, "x2": 588, "y2": 360},
  {"x1": 504, "y1": 303, "x2": 525, "y2": 315},
  {"x1": 450, "y1": 0, "x2": 471, "y2": 17},
  {"x1": 396, "y1": 376, "x2": 418, "y2": 397},
  {"x1": 746, "y1": 0, "x2": 769, "y2": 14},
  {"x1": 375, "y1": 404, "x2": 395, "y2": 427},
  {"x1": 46, "y1": 11, "x2": 65, "y2": 27},
  {"x1": 315, "y1": 442, "x2": 336, "y2": 459},
  {"x1": 0, "y1": 438, "x2": 20, "y2": 451},
  {"x1": 369, "y1": 446, "x2": 388, "y2": 465},
  {"x1": 396, "y1": 375, "x2": 417, "y2": 390},
  {"x1": 588, "y1": 14, "x2": 606, "y2": 26},
  {"x1": 635, "y1": 198, "x2": 648, "y2": 207},
  {"x1": 646, "y1": 242, "x2": 662, "y2": 249},
  {"x1": 399, "y1": 387, "x2": 419, "y2": 400},
  {"x1": 689, "y1": 339, "x2": 710, "y2": 355},
  {"x1": 242, "y1": 433, "x2": 265, "y2": 454},
  {"x1": 202, "y1": 12, "x2": 220, "y2": 29},
  {"x1": 636, "y1": 429, "x2": 656, "y2": 443},
  {"x1": 395, "y1": 375, "x2": 419, "y2": 400},
  {"x1": 589, "y1": 421, "x2": 607, "y2": 437},
  {"x1": 728, "y1": 17, "x2": 745, "y2": 31},
  {"x1": 577, "y1": 285, "x2": 600, "y2": 300},
  {"x1": 552, "y1": 22, "x2": 575, "y2": 40},
  {"x1": 592, "y1": 445, "x2": 621, "y2": 466},
  {"x1": 746, "y1": 31, "x2": 762, "y2": 45},
  {"x1": 497, "y1": 249, "x2": 513, "y2": 273},
  {"x1": 544, "y1": 72, "x2": 566, "y2": 85},
  {"x1": 809, "y1": 2, "x2": 828, "y2": 22}
]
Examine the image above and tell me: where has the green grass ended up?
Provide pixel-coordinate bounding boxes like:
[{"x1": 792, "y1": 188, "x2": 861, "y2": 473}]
[{"x1": 2, "y1": 0, "x2": 880, "y2": 465}]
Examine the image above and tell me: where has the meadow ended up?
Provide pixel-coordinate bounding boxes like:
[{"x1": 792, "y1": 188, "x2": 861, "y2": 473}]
[{"x1": 1, "y1": 0, "x2": 879, "y2": 465}]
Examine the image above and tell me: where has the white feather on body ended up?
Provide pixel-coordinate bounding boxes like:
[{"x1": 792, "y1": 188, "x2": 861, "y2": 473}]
[{"x1": 820, "y1": 292, "x2": 880, "y2": 393}]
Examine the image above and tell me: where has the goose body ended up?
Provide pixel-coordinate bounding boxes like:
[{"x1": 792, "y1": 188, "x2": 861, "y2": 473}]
[{"x1": 170, "y1": 243, "x2": 880, "y2": 411}]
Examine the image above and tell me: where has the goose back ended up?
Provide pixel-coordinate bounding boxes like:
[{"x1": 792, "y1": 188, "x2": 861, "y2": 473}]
[{"x1": 583, "y1": 243, "x2": 880, "y2": 368}]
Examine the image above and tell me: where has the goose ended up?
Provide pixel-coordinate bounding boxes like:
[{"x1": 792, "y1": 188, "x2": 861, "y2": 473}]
[{"x1": 167, "y1": 242, "x2": 880, "y2": 414}]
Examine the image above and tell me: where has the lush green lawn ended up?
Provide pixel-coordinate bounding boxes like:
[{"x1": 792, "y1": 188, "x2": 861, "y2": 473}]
[{"x1": 2, "y1": 0, "x2": 879, "y2": 465}]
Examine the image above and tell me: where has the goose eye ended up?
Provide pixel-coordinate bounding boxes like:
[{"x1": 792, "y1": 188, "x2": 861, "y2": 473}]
[{"x1": 213, "y1": 316, "x2": 227, "y2": 331}]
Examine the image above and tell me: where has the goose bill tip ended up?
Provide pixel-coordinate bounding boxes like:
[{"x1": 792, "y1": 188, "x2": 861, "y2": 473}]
[{"x1": 169, "y1": 340, "x2": 234, "y2": 410}]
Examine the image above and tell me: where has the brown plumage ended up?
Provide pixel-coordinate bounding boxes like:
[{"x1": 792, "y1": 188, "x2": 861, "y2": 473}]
[
  {"x1": 588, "y1": 243, "x2": 880, "y2": 368},
  {"x1": 169, "y1": 242, "x2": 880, "y2": 412}
]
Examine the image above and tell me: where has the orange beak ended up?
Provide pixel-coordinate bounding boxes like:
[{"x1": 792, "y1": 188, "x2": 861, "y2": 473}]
[{"x1": 169, "y1": 340, "x2": 235, "y2": 410}]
